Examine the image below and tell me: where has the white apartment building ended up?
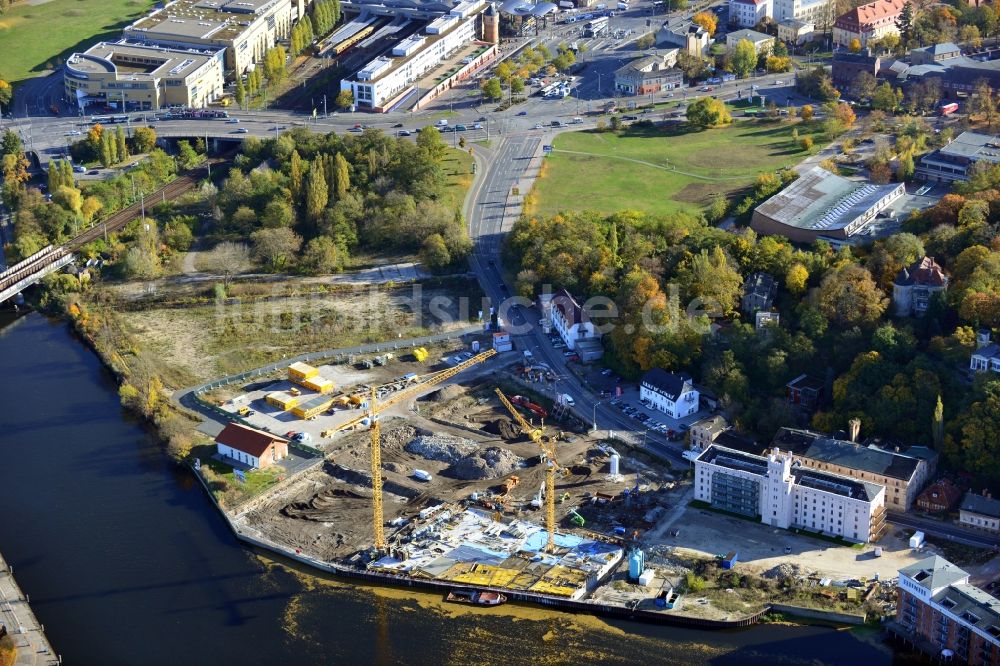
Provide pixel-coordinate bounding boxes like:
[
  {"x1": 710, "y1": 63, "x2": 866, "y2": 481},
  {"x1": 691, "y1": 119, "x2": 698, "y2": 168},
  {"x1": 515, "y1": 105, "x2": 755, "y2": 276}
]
[
  {"x1": 549, "y1": 288, "x2": 602, "y2": 352},
  {"x1": 639, "y1": 368, "x2": 699, "y2": 420},
  {"x1": 774, "y1": 0, "x2": 831, "y2": 26},
  {"x1": 341, "y1": 8, "x2": 479, "y2": 110},
  {"x1": 694, "y1": 445, "x2": 887, "y2": 542},
  {"x1": 729, "y1": 0, "x2": 772, "y2": 29}
]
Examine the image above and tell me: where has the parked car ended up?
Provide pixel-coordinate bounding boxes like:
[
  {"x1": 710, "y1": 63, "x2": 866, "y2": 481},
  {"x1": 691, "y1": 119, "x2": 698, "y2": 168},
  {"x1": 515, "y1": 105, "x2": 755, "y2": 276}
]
[
  {"x1": 397, "y1": 130, "x2": 411, "y2": 136},
  {"x1": 87, "y1": 170, "x2": 100, "y2": 175},
  {"x1": 227, "y1": 118, "x2": 240, "y2": 123},
  {"x1": 517, "y1": 110, "x2": 528, "y2": 116},
  {"x1": 73, "y1": 165, "x2": 86, "y2": 173},
  {"x1": 392, "y1": 122, "x2": 403, "y2": 128},
  {"x1": 566, "y1": 354, "x2": 580, "y2": 362},
  {"x1": 234, "y1": 128, "x2": 249, "y2": 133}
]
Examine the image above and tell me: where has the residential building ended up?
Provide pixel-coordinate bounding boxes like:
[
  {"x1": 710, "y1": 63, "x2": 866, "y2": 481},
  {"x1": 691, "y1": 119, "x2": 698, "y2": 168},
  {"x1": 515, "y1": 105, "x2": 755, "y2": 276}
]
[
  {"x1": 777, "y1": 18, "x2": 814, "y2": 44},
  {"x1": 741, "y1": 272, "x2": 777, "y2": 316},
  {"x1": 917, "y1": 132, "x2": 1000, "y2": 184},
  {"x1": 340, "y1": 8, "x2": 480, "y2": 111},
  {"x1": 893, "y1": 256, "x2": 948, "y2": 317},
  {"x1": 971, "y1": 342, "x2": 1000, "y2": 374},
  {"x1": 614, "y1": 51, "x2": 683, "y2": 95},
  {"x1": 639, "y1": 368, "x2": 699, "y2": 420},
  {"x1": 896, "y1": 555, "x2": 1000, "y2": 665},
  {"x1": 832, "y1": 0, "x2": 906, "y2": 48},
  {"x1": 657, "y1": 21, "x2": 711, "y2": 57},
  {"x1": 550, "y1": 288, "x2": 603, "y2": 359},
  {"x1": 64, "y1": 41, "x2": 225, "y2": 112},
  {"x1": 774, "y1": 0, "x2": 831, "y2": 25},
  {"x1": 786, "y1": 373, "x2": 824, "y2": 411},
  {"x1": 726, "y1": 28, "x2": 775, "y2": 54},
  {"x1": 694, "y1": 445, "x2": 887, "y2": 542},
  {"x1": 960, "y1": 491, "x2": 1000, "y2": 533},
  {"x1": 122, "y1": 0, "x2": 294, "y2": 76},
  {"x1": 772, "y1": 427, "x2": 931, "y2": 509},
  {"x1": 215, "y1": 422, "x2": 289, "y2": 469},
  {"x1": 689, "y1": 415, "x2": 728, "y2": 451},
  {"x1": 729, "y1": 0, "x2": 771, "y2": 29},
  {"x1": 752, "y1": 166, "x2": 905, "y2": 244},
  {"x1": 915, "y1": 479, "x2": 963, "y2": 514}
]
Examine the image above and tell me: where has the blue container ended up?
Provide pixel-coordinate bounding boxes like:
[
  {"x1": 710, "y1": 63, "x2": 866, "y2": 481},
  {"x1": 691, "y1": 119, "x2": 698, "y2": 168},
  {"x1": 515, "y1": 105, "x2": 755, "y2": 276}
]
[{"x1": 628, "y1": 549, "x2": 645, "y2": 580}]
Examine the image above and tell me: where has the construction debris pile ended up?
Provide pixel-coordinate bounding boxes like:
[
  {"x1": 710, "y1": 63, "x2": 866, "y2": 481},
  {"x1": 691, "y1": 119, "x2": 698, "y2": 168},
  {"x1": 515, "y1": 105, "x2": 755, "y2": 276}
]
[
  {"x1": 482, "y1": 417, "x2": 523, "y2": 440},
  {"x1": 762, "y1": 563, "x2": 805, "y2": 581},
  {"x1": 405, "y1": 434, "x2": 523, "y2": 480}
]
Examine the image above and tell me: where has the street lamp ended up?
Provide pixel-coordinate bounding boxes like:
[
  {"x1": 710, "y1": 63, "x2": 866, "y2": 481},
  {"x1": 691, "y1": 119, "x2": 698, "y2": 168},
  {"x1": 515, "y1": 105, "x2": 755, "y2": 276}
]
[{"x1": 592, "y1": 400, "x2": 603, "y2": 432}]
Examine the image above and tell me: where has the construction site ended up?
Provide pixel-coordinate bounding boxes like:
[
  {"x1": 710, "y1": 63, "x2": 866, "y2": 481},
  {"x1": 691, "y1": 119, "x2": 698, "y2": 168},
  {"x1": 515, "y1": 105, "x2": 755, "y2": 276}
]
[{"x1": 215, "y1": 342, "x2": 680, "y2": 603}]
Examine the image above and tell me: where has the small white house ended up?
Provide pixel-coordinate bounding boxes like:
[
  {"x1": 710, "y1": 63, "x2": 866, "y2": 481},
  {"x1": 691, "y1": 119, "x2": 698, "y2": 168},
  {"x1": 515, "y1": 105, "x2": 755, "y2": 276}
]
[
  {"x1": 639, "y1": 369, "x2": 699, "y2": 419},
  {"x1": 551, "y1": 288, "x2": 601, "y2": 351},
  {"x1": 729, "y1": 0, "x2": 772, "y2": 29}
]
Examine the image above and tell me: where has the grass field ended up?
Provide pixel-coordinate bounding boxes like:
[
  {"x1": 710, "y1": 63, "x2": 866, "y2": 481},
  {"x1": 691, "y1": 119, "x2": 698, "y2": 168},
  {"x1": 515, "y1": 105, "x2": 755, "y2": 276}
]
[
  {"x1": 0, "y1": 0, "x2": 156, "y2": 84},
  {"x1": 528, "y1": 119, "x2": 829, "y2": 219},
  {"x1": 440, "y1": 146, "x2": 475, "y2": 212}
]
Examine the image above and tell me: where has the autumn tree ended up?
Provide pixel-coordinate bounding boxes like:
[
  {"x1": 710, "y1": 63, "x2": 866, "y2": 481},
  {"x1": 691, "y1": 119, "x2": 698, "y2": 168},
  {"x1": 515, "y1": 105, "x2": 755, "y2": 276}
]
[
  {"x1": 814, "y1": 264, "x2": 888, "y2": 328},
  {"x1": 692, "y1": 10, "x2": 718, "y2": 35},
  {"x1": 251, "y1": 227, "x2": 302, "y2": 270},
  {"x1": 785, "y1": 262, "x2": 809, "y2": 295},
  {"x1": 305, "y1": 161, "x2": 329, "y2": 225},
  {"x1": 731, "y1": 39, "x2": 757, "y2": 79},
  {"x1": 203, "y1": 241, "x2": 251, "y2": 286},
  {"x1": 680, "y1": 247, "x2": 744, "y2": 317},
  {"x1": 686, "y1": 97, "x2": 732, "y2": 129},
  {"x1": 132, "y1": 126, "x2": 156, "y2": 153},
  {"x1": 420, "y1": 233, "x2": 452, "y2": 272}
]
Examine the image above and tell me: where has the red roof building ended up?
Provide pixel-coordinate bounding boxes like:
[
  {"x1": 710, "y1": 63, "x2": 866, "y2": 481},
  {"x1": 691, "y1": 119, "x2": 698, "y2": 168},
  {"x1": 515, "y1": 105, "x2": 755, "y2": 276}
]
[
  {"x1": 893, "y1": 256, "x2": 948, "y2": 317},
  {"x1": 215, "y1": 422, "x2": 289, "y2": 470},
  {"x1": 915, "y1": 479, "x2": 963, "y2": 514},
  {"x1": 833, "y1": 0, "x2": 907, "y2": 48}
]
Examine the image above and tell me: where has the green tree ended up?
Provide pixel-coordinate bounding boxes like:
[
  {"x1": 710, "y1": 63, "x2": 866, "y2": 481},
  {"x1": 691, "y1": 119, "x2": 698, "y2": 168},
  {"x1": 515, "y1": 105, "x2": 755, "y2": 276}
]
[
  {"x1": 261, "y1": 199, "x2": 296, "y2": 228},
  {"x1": 681, "y1": 246, "x2": 744, "y2": 317},
  {"x1": 872, "y1": 82, "x2": 898, "y2": 112},
  {"x1": 305, "y1": 161, "x2": 329, "y2": 225},
  {"x1": 132, "y1": 126, "x2": 157, "y2": 153},
  {"x1": 250, "y1": 227, "x2": 302, "y2": 270},
  {"x1": 333, "y1": 151, "x2": 350, "y2": 200},
  {"x1": 289, "y1": 149, "x2": 305, "y2": 203},
  {"x1": 686, "y1": 97, "x2": 732, "y2": 129},
  {"x1": 335, "y1": 88, "x2": 353, "y2": 110},
  {"x1": 163, "y1": 217, "x2": 194, "y2": 251},
  {"x1": 177, "y1": 140, "x2": 200, "y2": 169},
  {"x1": 420, "y1": 232, "x2": 451, "y2": 272},
  {"x1": 898, "y1": 2, "x2": 913, "y2": 45},
  {"x1": 732, "y1": 39, "x2": 757, "y2": 78},
  {"x1": 1, "y1": 129, "x2": 22, "y2": 156},
  {"x1": 415, "y1": 125, "x2": 447, "y2": 163},
  {"x1": 815, "y1": 264, "x2": 888, "y2": 328},
  {"x1": 510, "y1": 77, "x2": 525, "y2": 95},
  {"x1": 116, "y1": 126, "x2": 128, "y2": 162},
  {"x1": 972, "y1": 79, "x2": 997, "y2": 131},
  {"x1": 482, "y1": 77, "x2": 503, "y2": 101},
  {"x1": 302, "y1": 235, "x2": 343, "y2": 273},
  {"x1": 235, "y1": 77, "x2": 246, "y2": 108}
]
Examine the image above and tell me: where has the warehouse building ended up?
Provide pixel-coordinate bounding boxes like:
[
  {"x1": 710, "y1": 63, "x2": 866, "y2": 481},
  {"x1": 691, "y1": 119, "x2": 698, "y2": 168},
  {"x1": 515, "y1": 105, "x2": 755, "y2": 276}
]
[
  {"x1": 339, "y1": 0, "x2": 486, "y2": 110},
  {"x1": 916, "y1": 131, "x2": 1000, "y2": 184},
  {"x1": 694, "y1": 444, "x2": 887, "y2": 542},
  {"x1": 122, "y1": 0, "x2": 294, "y2": 75},
  {"x1": 64, "y1": 41, "x2": 225, "y2": 111},
  {"x1": 752, "y1": 166, "x2": 904, "y2": 244}
]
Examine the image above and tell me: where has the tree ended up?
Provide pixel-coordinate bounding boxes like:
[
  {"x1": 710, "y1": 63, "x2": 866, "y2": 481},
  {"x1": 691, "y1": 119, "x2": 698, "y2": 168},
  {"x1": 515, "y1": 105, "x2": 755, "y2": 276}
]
[
  {"x1": 636, "y1": 32, "x2": 656, "y2": 49},
  {"x1": 81, "y1": 196, "x2": 102, "y2": 224},
  {"x1": 177, "y1": 140, "x2": 200, "y2": 169},
  {"x1": 132, "y1": 126, "x2": 156, "y2": 153},
  {"x1": 786, "y1": 262, "x2": 809, "y2": 295},
  {"x1": 676, "y1": 53, "x2": 709, "y2": 80},
  {"x1": 692, "y1": 10, "x2": 718, "y2": 35},
  {"x1": 800, "y1": 136, "x2": 814, "y2": 150},
  {"x1": 1, "y1": 128, "x2": 22, "y2": 156},
  {"x1": 681, "y1": 246, "x2": 744, "y2": 317},
  {"x1": 972, "y1": 79, "x2": 997, "y2": 131},
  {"x1": 815, "y1": 264, "x2": 888, "y2": 328},
  {"x1": 163, "y1": 218, "x2": 194, "y2": 252},
  {"x1": 415, "y1": 125, "x2": 447, "y2": 163},
  {"x1": 871, "y1": 81, "x2": 899, "y2": 113},
  {"x1": 773, "y1": 39, "x2": 788, "y2": 57},
  {"x1": 732, "y1": 39, "x2": 757, "y2": 79},
  {"x1": 510, "y1": 77, "x2": 525, "y2": 95},
  {"x1": 302, "y1": 236, "x2": 343, "y2": 274},
  {"x1": 869, "y1": 160, "x2": 892, "y2": 184},
  {"x1": 849, "y1": 38, "x2": 862, "y2": 53},
  {"x1": 251, "y1": 227, "x2": 302, "y2": 270},
  {"x1": 481, "y1": 77, "x2": 503, "y2": 101},
  {"x1": 305, "y1": 161, "x2": 329, "y2": 225},
  {"x1": 235, "y1": 77, "x2": 246, "y2": 108},
  {"x1": 801, "y1": 104, "x2": 814, "y2": 120},
  {"x1": 99, "y1": 130, "x2": 116, "y2": 167},
  {"x1": 116, "y1": 126, "x2": 129, "y2": 162},
  {"x1": 263, "y1": 45, "x2": 287, "y2": 84},
  {"x1": 686, "y1": 97, "x2": 732, "y2": 129},
  {"x1": 52, "y1": 185, "x2": 83, "y2": 219},
  {"x1": 420, "y1": 233, "x2": 451, "y2": 272},
  {"x1": 831, "y1": 101, "x2": 856, "y2": 128},
  {"x1": 960, "y1": 24, "x2": 983, "y2": 50},
  {"x1": 0, "y1": 79, "x2": 11, "y2": 113},
  {"x1": 335, "y1": 88, "x2": 353, "y2": 110},
  {"x1": 852, "y1": 70, "x2": 877, "y2": 101},
  {"x1": 203, "y1": 241, "x2": 251, "y2": 286},
  {"x1": 261, "y1": 199, "x2": 296, "y2": 228},
  {"x1": 333, "y1": 152, "x2": 350, "y2": 200},
  {"x1": 933, "y1": 394, "x2": 944, "y2": 450}
]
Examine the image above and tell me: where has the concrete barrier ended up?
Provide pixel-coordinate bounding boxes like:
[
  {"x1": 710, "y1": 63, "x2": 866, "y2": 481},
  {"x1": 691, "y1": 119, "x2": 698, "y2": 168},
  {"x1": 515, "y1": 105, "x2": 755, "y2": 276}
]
[{"x1": 769, "y1": 603, "x2": 867, "y2": 625}]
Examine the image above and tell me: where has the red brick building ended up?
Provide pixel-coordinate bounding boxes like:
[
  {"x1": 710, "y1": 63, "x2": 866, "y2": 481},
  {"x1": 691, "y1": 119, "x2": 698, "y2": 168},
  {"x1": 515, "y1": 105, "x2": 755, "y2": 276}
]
[
  {"x1": 915, "y1": 479, "x2": 963, "y2": 514},
  {"x1": 896, "y1": 555, "x2": 1000, "y2": 664}
]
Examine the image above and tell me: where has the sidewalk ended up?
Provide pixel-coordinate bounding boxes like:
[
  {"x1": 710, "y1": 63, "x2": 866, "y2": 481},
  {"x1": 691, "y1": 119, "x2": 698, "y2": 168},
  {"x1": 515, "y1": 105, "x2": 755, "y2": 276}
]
[{"x1": 0, "y1": 552, "x2": 58, "y2": 666}]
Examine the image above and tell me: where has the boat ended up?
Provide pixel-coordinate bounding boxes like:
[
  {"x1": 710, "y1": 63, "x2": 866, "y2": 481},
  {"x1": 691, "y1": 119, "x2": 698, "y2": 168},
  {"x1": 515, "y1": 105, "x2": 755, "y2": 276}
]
[{"x1": 445, "y1": 589, "x2": 508, "y2": 606}]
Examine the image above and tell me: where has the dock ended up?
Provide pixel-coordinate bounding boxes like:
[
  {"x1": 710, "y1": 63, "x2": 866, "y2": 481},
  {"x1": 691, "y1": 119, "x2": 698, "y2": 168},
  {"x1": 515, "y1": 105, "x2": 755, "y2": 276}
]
[{"x1": 0, "y1": 552, "x2": 58, "y2": 666}]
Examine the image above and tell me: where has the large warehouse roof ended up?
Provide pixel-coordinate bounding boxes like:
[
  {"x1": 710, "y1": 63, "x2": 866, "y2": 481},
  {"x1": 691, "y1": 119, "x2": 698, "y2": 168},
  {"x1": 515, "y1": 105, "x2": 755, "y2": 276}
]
[{"x1": 753, "y1": 166, "x2": 898, "y2": 233}]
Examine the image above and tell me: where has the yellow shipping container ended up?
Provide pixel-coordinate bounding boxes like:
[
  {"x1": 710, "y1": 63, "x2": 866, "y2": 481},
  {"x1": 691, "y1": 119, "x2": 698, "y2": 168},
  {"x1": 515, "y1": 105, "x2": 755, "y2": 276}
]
[
  {"x1": 292, "y1": 394, "x2": 335, "y2": 419},
  {"x1": 266, "y1": 391, "x2": 299, "y2": 410},
  {"x1": 288, "y1": 361, "x2": 318, "y2": 381},
  {"x1": 302, "y1": 377, "x2": 335, "y2": 394}
]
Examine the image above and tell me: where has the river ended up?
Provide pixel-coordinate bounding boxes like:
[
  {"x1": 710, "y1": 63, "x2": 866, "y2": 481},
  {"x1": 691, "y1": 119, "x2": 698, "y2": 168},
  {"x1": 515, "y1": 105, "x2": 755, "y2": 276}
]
[{"x1": 0, "y1": 311, "x2": 921, "y2": 665}]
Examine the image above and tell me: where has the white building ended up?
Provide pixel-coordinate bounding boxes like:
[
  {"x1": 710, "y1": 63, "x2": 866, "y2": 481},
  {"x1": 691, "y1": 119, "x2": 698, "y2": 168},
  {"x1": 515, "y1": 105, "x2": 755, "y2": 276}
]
[
  {"x1": 639, "y1": 368, "x2": 699, "y2": 420},
  {"x1": 729, "y1": 0, "x2": 772, "y2": 29},
  {"x1": 694, "y1": 445, "x2": 887, "y2": 542},
  {"x1": 726, "y1": 28, "x2": 776, "y2": 55},
  {"x1": 774, "y1": 0, "x2": 830, "y2": 25},
  {"x1": 959, "y1": 491, "x2": 1000, "y2": 533},
  {"x1": 970, "y1": 340, "x2": 1000, "y2": 374},
  {"x1": 340, "y1": 7, "x2": 479, "y2": 110},
  {"x1": 550, "y1": 288, "x2": 602, "y2": 354}
]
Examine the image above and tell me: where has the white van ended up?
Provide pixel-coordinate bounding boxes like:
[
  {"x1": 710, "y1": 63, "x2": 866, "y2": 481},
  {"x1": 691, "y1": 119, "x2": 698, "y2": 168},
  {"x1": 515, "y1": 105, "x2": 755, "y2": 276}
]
[
  {"x1": 562, "y1": 394, "x2": 575, "y2": 407},
  {"x1": 436, "y1": 119, "x2": 449, "y2": 127}
]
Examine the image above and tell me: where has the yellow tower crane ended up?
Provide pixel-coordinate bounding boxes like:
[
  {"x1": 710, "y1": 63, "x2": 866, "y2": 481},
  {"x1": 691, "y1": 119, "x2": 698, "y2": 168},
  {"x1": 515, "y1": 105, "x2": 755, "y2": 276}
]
[
  {"x1": 338, "y1": 349, "x2": 498, "y2": 551},
  {"x1": 494, "y1": 388, "x2": 560, "y2": 554}
]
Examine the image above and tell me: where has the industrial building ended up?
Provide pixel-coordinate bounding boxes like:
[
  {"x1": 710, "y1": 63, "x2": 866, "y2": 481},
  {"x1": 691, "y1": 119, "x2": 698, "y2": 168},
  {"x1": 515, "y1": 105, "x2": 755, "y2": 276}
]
[
  {"x1": 215, "y1": 422, "x2": 290, "y2": 469},
  {"x1": 64, "y1": 41, "x2": 225, "y2": 111},
  {"x1": 122, "y1": 0, "x2": 295, "y2": 75},
  {"x1": 896, "y1": 555, "x2": 1000, "y2": 665},
  {"x1": 694, "y1": 444, "x2": 887, "y2": 542},
  {"x1": 771, "y1": 427, "x2": 931, "y2": 509},
  {"x1": 339, "y1": 0, "x2": 492, "y2": 111},
  {"x1": 917, "y1": 132, "x2": 1000, "y2": 184},
  {"x1": 751, "y1": 166, "x2": 905, "y2": 244}
]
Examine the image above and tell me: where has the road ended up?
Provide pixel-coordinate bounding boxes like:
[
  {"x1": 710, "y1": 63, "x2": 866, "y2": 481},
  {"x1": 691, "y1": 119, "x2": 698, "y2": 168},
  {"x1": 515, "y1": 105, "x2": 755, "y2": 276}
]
[{"x1": 889, "y1": 512, "x2": 1000, "y2": 550}]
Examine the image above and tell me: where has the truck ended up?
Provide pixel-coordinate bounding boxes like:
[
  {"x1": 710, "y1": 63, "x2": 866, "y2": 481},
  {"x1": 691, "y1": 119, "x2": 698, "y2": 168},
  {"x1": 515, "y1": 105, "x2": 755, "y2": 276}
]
[
  {"x1": 617, "y1": 1, "x2": 628, "y2": 9},
  {"x1": 939, "y1": 102, "x2": 959, "y2": 116},
  {"x1": 413, "y1": 469, "x2": 433, "y2": 482},
  {"x1": 436, "y1": 118, "x2": 449, "y2": 127},
  {"x1": 511, "y1": 394, "x2": 548, "y2": 418}
]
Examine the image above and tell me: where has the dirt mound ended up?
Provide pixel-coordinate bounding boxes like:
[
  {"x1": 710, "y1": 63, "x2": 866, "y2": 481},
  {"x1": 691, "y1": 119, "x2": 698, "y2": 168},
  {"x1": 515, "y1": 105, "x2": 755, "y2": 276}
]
[
  {"x1": 382, "y1": 462, "x2": 408, "y2": 474},
  {"x1": 451, "y1": 446, "x2": 522, "y2": 481},
  {"x1": 762, "y1": 563, "x2": 805, "y2": 580},
  {"x1": 482, "y1": 417, "x2": 522, "y2": 440},
  {"x1": 425, "y1": 385, "x2": 463, "y2": 403},
  {"x1": 282, "y1": 488, "x2": 369, "y2": 521},
  {"x1": 405, "y1": 434, "x2": 476, "y2": 464},
  {"x1": 380, "y1": 425, "x2": 418, "y2": 451}
]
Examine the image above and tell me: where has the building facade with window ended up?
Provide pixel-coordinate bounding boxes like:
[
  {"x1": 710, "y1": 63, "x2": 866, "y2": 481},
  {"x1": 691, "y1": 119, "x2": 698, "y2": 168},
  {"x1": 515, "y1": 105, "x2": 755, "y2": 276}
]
[
  {"x1": 729, "y1": 0, "x2": 772, "y2": 29},
  {"x1": 215, "y1": 422, "x2": 289, "y2": 469},
  {"x1": 893, "y1": 256, "x2": 948, "y2": 317},
  {"x1": 960, "y1": 491, "x2": 1000, "y2": 533},
  {"x1": 832, "y1": 0, "x2": 907, "y2": 48},
  {"x1": 694, "y1": 445, "x2": 887, "y2": 542},
  {"x1": 896, "y1": 555, "x2": 1000, "y2": 666},
  {"x1": 639, "y1": 368, "x2": 699, "y2": 420},
  {"x1": 549, "y1": 288, "x2": 602, "y2": 352}
]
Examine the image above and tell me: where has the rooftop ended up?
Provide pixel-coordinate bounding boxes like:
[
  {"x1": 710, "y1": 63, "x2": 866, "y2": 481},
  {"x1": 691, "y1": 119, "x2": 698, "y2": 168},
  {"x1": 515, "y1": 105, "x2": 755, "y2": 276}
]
[
  {"x1": 127, "y1": 0, "x2": 283, "y2": 43},
  {"x1": 937, "y1": 131, "x2": 1000, "y2": 165},
  {"x1": 773, "y1": 427, "x2": 923, "y2": 481},
  {"x1": 552, "y1": 288, "x2": 590, "y2": 325},
  {"x1": 754, "y1": 166, "x2": 901, "y2": 232},
  {"x1": 961, "y1": 491, "x2": 1000, "y2": 518},
  {"x1": 727, "y1": 28, "x2": 774, "y2": 43},
  {"x1": 900, "y1": 555, "x2": 970, "y2": 592},
  {"x1": 912, "y1": 41, "x2": 961, "y2": 57},
  {"x1": 938, "y1": 583, "x2": 1000, "y2": 640},
  {"x1": 640, "y1": 368, "x2": 694, "y2": 402},
  {"x1": 68, "y1": 41, "x2": 221, "y2": 78},
  {"x1": 743, "y1": 272, "x2": 777, "y2": 299},
  {"x1": 691, "y1": 415, "x2": 728, "y2": 436},
  {"x1": 787, "y1": 373, "x2": 825, "y2": 392},
  {"x1": 894, "y1": 256, "x2": 947, "y2": 287},
  {"x1": 698, "y1": 445, "x2": 769, "y2": 476},
  {"x1": 215, "y1": 422, "x2": 288, "y2": 457},
  {"x1": 975, "y1": 342, "x2": 1000, "y2": 360},
  {"x1": 835, "y1": 0, "x2": 906, "y2": 27}
]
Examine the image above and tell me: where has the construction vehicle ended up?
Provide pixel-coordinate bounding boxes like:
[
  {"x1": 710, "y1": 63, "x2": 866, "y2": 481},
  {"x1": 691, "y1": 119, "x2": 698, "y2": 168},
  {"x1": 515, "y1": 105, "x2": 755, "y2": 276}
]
[
  {"x1": 511, "y1": 395, "x2": 549, "y2": 419},
  {"x1": 496, "y1": 388, "x2": 562, "y2": 553},
  {"x1": 500, "y1": 475, "x2": 520, "y2": 496},
  {"x1": 570, "y1": 509, "x2": 586, "y2": 527},
  {"x1": 338, "y1": 349, "x2": 498, "y2": 551}
]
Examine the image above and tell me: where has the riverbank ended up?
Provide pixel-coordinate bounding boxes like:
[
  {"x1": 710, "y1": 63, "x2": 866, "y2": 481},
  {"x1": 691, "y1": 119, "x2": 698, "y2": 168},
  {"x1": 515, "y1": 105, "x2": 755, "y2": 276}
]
[{"x1": 0, "y1": 551, "x2": 58, "y2": 666}]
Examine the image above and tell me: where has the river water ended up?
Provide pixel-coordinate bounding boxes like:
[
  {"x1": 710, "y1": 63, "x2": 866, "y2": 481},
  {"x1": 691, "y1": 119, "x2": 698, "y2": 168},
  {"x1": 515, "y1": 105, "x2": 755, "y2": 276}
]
[{"x1": 0, "y1": 312, "x2": 919, "y2": 665}]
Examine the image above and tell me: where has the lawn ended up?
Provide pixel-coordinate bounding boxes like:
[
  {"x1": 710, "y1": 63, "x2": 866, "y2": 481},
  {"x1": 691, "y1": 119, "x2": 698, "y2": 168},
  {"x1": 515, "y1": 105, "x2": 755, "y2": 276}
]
[
  {"x1": 192, "y1": 444, "x2": 285, "y2": 507},
  {"x1": 0, "y1": 0, "x2": 157, "y2": 84},
  {"x1": 528, "y1": 119, "x2": 829, "y2": 219},
  {"x1": 440, "y1": 146, "x2": 475, "y2": 211}
]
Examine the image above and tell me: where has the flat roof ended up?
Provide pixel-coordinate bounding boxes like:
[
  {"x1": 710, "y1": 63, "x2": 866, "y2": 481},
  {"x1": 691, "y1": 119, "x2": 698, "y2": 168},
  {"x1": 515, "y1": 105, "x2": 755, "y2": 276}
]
[
  {"x1": 774, "y1": 428, "x2": 921, "y2": 481},
  {"x1": 754, "y1": 166, "x2": 901, "y2": 232},
  {"x1": 127, "y1": 0, "x2": 284, "y2": 43},
  {"x1": 699, "y1": 445, "x2": 769, "y2": 475},
  {"x1": 727, "y1": 28, "x2": 774, "y2": 43},
  {"x1": 937, "y1": 131, "x2": 1000, "y2": 165},
  {"x1": 349, "y1": 12, "x2": 470, "y2": 86},
  {"x1": 68, "y1": 41, "x2": 221, "y2": 78}
]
